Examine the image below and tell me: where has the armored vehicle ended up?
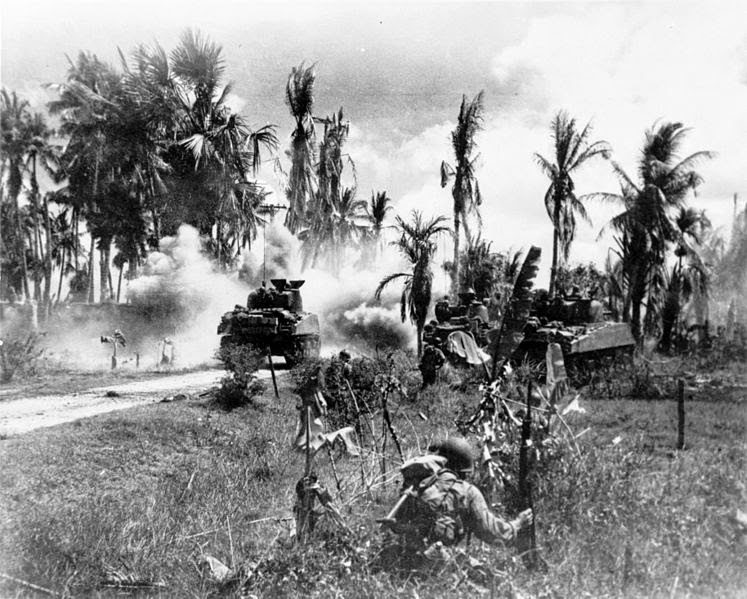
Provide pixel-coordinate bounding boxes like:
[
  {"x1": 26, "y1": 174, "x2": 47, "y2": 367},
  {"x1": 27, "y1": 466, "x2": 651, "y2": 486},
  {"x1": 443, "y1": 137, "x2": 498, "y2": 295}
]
[
  {"x1": 217, "y1": 279, "x2": 320, "y2": 366},
  {"x1": 423, "y1": 290, "x2": 492, "y2": 365},
  {"x1": 514, "y1": 295, "x2": 635, "y2": 381}
]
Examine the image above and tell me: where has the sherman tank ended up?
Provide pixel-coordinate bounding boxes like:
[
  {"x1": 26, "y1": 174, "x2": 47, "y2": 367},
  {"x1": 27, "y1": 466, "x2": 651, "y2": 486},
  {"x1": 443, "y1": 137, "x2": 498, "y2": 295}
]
[
  {"x1": 217, "y1": 279, "x2": 321, "y2": 366},
  {"x1": 513, "y1": 295, "x2": 635, "y2": 381}
]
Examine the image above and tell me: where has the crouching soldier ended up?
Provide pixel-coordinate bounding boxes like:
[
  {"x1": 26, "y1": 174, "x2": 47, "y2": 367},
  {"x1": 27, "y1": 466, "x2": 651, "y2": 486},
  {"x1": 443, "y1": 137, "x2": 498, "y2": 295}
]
[{"x1": 378, "y1": 437, "x2": 532, "y2": 567}]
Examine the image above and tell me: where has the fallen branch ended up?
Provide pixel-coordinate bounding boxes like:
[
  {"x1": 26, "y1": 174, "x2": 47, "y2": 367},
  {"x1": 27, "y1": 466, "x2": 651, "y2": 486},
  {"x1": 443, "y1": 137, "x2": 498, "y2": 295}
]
[{"x1": 0, "y1": 572, "x2": 60, "y2": 596}]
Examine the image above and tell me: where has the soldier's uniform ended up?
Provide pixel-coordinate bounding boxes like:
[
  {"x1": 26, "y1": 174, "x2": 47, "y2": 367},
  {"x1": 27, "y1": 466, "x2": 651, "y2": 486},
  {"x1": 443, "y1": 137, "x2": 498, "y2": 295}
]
[
  {"x1": 385, "y1": 438, "x2": 531, "y2": 553},
  {"x1": 393, "y1": 468, "x2": 519, "y2": 549},
  {"x1": 419, "y1": 344, "x2": 445, "y2": 389}
]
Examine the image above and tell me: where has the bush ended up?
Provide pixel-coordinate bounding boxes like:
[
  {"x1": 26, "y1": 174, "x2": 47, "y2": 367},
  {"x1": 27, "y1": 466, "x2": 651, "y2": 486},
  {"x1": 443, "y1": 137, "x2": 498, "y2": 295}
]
[
  {"x1": 0, "y1": 332, "x2": 45, "y2": 383},
  {"x1": 214, "y1": 344, "x2": 266, "y2": 410}
]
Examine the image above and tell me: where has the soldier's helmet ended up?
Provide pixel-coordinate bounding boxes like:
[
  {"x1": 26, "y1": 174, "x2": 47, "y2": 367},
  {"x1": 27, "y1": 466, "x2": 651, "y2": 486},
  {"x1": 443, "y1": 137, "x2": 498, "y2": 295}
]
[
  {"x1": 428, "y1": 437, "x2": 474, "y2": 477},
  {"x1": 339, "y1": 350, "x2": 351, "y2": 361}
]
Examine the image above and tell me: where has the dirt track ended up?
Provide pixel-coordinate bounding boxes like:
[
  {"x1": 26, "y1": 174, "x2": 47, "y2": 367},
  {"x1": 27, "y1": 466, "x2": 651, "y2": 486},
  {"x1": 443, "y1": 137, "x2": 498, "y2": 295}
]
[{"x1": 0, "y1": 369, "x2": 277, "y2": 437}]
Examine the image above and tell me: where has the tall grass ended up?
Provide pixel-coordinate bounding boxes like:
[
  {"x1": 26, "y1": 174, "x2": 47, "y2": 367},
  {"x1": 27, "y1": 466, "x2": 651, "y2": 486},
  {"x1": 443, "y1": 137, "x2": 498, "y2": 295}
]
[{"x1": 0, "y1": 371, "x2": 744, "y2": 597}]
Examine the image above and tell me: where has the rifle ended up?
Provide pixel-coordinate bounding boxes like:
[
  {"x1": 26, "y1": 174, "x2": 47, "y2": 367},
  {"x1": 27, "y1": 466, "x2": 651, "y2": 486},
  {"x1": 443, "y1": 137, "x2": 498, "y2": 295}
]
[
  {"x1": 376, "y1": 485, "x2": 416, "y2": 528},
  {"x1": 517, "y1": 381, "x2": 546, "y2": 571}
]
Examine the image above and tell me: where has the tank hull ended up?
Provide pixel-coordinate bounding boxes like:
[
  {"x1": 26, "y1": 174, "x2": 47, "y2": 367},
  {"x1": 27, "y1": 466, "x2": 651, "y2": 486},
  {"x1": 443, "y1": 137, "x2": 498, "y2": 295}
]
[{"x1": 217, "y1": 280, "x2": 321, "y2": 367}]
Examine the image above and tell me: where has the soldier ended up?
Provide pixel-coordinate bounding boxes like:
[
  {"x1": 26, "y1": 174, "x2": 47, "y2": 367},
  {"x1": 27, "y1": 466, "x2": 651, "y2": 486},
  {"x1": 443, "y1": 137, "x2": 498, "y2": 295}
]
[
  {"x1": 338, "y1": 349, "x2": 353, "y2": 380},
  {"x1": 419, "y1": 343, "x2": 445, "y2": 389},
  {"x1": 383, "y1": 437, "x2": 533, "y2": 553},
  {"x1": 435, "y1": 296, "x2": 451, "y2": 323}
]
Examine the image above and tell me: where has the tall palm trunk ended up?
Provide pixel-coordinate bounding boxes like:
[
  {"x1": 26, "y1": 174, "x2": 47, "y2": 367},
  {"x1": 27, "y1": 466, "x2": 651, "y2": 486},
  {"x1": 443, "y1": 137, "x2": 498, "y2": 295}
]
[
  {"x1": 56, "y1": 245, "x2": 66, "y2": 304},
  {"x1": 549, "y1": 200, "x2": 561, "y2": 297},
  {"x1": 42, "y1": 194, "x2": 53, "y2": 312},
  {"x1": 87, "y1": 146, "x2": 102, "y2": 304},
  {"x1": 99, "y1": 243, "x2": 112, "y2": 302},
  {"x1": 452, "y1": 212, "x2": 461, "y2": 299},
  {"x1": 87, "y1": 234, "x2": 96, "y2": 304},
  {"x1": 14, "y1": 202, "x2": 30, "y2": 301},
  {"x1": 29, "y1": 156, "x2": 44, "y2": 302},
  {"x1": 8, "y1": 160, "x2": 30, "y2": 301},
  {"x1": 629, "y1": 270, "x2": 647, "y2": 343},
  {"x1": 73, "y1": 206, "x2": 80, "y2": 271},
  {"x1": 116, "y1": 265, "x2": 123, "y2": 303}
]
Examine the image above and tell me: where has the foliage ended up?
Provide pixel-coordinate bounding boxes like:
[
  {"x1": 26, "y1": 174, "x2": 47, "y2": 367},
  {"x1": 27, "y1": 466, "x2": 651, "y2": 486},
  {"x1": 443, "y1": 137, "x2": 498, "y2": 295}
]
[
  {"x1": 359, "y1": 191, "x2": 393, "y2": 267},
  {"x1": 299, "y1": 109, "x2": 365, "y2": 275},
  {"x1": 599, "y1": 122, "x2": 714, "y2": 342},
  {"x1": 214, "y1": 343, "x2": 266, "y2": 409},
  {"x1": 1, "y1": 369, "x2": 744, "y2": 598},
  {"x1": 554, "y1": 261, "x2": 608, "y2": 298},
  {"x1": 376, "y1": 211, "x2": 450, "y2": 356},
  {"x1": 0, "y1": 89, "x2": 59, "y2": 303},
  {"x1": 284, "y1": 62, "x2": 317, "y2": 234},
  {"x1": 535, "y1": 111, "x2": 610, "y2": 296},
  {"x1": 440, "y1": 91, "x2": 484, "y2": 298},
  {"x1": 0, "y1": 331, "x2": 45, "y2": 383},
  {"x1": 291, "y1": 351, "x2": 419, "y2": 430},
  {"x1": 457, "y1": 233, "x2": 503, "y2": 299}
]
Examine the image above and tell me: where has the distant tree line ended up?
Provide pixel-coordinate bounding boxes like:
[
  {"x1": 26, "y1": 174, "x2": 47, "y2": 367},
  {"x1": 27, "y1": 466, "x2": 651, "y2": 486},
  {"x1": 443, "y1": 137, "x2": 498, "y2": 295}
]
[{"x1": 1, "y1": 29, "x2": 744, "y2": 353}]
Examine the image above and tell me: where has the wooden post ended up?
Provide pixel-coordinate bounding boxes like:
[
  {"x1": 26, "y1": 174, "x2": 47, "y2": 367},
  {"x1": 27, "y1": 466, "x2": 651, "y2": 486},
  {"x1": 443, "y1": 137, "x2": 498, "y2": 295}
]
[
  {"x1": 267, "y1": 348, "x2": 279, "y2": 398},
  {"x1": 518, "y1": 380, "x2": 539, "y2": 569},
  {"x1": 297, "y1": 400, "x2": 314, "y2": 542},
  {"x1": 677, "y1": 378, "x2": 685, "y2": 450},
  {"x1": 326, "y1": 443, "x2": 343, "y2": 500}
]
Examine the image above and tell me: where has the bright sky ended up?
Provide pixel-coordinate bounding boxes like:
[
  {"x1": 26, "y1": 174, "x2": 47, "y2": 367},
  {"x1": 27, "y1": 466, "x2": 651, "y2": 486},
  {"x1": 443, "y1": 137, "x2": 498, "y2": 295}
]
[{"x1": 2, "y1": 1, "x2": 746, "y2": 287}]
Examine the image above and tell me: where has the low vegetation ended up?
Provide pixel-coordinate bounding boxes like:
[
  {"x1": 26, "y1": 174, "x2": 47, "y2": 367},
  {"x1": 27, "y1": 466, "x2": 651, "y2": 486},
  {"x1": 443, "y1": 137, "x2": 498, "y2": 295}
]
[{"x1": 0, "y1": 353, "x2": 744, "y2": 598}]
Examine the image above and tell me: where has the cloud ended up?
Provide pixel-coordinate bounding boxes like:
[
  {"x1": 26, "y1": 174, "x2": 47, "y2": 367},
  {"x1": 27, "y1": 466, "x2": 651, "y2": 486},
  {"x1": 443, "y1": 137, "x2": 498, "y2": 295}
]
[{"x1": 347, "y1": 4, "x2": 747, "y2": 288}]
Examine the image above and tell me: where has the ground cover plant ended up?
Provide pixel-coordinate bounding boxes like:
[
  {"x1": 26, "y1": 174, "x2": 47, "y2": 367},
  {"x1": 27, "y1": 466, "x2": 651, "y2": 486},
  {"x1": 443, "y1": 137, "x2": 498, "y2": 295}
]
[{"x1": 0, "y1": 354, "x2": 745, "y2": 598}]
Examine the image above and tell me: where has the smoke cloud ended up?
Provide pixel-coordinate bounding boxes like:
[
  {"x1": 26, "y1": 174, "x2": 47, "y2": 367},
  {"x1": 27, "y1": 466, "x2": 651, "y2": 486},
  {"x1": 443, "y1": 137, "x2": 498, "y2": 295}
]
[
  {"x1": 240, "y1": 220, "x2": 417, "y2": 357},
  {"x1": 32, "y1": 220, "x2": 423, "y2": 371}
]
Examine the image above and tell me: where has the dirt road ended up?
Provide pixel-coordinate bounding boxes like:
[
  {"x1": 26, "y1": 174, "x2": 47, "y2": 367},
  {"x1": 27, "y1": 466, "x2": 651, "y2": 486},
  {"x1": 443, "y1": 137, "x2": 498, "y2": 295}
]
[{"x1": 0, "y1": 369, "x2": 278, "y2": 437}]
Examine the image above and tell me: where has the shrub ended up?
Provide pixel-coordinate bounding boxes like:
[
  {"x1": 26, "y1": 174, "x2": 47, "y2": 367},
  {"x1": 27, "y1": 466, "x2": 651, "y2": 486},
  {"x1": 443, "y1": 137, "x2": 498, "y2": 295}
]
[
  {"x1": 0, "y1": 332, "x2": 45, "y2": 383},
  {"x1": 214, "y1": 344, "x2": 266, "y2": 410}
]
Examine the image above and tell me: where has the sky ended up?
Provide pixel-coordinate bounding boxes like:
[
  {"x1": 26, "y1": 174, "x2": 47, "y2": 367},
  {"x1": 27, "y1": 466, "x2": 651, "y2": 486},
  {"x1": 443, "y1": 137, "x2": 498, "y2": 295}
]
[{"x1": 2, "y1": 0, "x2": 746, "y2": 289}]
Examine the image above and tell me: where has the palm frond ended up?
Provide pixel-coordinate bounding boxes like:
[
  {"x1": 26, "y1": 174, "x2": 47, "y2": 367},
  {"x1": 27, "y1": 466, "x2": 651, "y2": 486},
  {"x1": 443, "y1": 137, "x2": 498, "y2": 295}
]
[{"x1": 490, "y1": 246, "x2": 542, "y2": 378}]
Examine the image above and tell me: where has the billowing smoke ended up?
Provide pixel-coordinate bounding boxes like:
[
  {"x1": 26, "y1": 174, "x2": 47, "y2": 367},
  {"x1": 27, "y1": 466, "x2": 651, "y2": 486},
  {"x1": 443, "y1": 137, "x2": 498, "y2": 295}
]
[
  {"x1": 35, "y1": 219, "x2": 422, "y2": 371},
  {"x1": 125, "y1": 225, "x2": 248, "y2": 366},
  {"x1": 239, "y1": 220, "x2": 417, "y2": 357}
]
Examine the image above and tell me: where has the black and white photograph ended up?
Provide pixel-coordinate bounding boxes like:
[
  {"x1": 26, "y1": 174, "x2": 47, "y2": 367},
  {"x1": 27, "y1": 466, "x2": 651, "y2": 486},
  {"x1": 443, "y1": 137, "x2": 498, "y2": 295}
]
[{"x1": 1, "y1": 1, "x2": 745, "y2": 596}]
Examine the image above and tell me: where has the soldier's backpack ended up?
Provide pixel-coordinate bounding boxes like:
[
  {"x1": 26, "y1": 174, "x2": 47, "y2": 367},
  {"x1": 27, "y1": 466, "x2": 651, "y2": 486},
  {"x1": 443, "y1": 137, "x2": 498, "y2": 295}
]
[{"x1": 395, "y1": 455, "x2": 467, "y2": 547}]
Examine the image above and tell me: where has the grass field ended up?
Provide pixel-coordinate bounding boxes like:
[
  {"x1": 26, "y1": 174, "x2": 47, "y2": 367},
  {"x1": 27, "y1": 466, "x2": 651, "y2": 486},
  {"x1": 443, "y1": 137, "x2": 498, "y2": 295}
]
[{"x1": 0, "y1": 362, "x2": 745, "y2": 598}]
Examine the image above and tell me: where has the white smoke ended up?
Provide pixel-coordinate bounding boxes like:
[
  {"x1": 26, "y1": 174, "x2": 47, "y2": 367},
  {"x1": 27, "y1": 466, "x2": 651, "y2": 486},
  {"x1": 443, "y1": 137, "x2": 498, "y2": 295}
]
[
  {"x1": 126, "y1": 225, "x2": 249, "y2": 367},
  {"x1": 240, "y1": 220, "x2": 418, "y2": 357}
]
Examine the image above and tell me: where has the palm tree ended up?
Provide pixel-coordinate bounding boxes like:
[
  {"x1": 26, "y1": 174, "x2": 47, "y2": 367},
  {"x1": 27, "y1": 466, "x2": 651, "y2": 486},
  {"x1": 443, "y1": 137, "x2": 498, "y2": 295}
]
[
  {"x1": 460, "y1": 233, "x2": 502, "y2": 299},
  {"x1": 659, "y1": 207, "x2": 710, "y2": 352},
  {"x1": 299, "y1": 108, "x2": 357, "y2": 274},
  {"x1": 601, "y1": 122, "x2": 714, "y2": 342},
  {"x1": 284, "y1": 63, "x2": 316, "y2": 234},
  {"x1": 440, "y1": 91, "x2": 484, "y2": 300},
  {"x1": 48, "y1": 51, "x2": 122, "y2": 303},
  {"x1": 170, "y1": 29, "x2": 278, "y2": 264},
  {"x1": 24, "y1": 112, "x2": 60, "y2": 307},
  {"x1": 534, "y1": 111, "x2": 610, "y2": 296},
  {"x1": 362, "y1": 190, "x2": 393, "y2": 265},
  {"x1": 375, "y1": 211, "x2": 450, "y2": 356},
  {"x1": 0, "y1": 89, "x2": 32, "y2": 300},
  {"x1": 49, "y1": 208, "x2": 77, "y2": 303}
]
